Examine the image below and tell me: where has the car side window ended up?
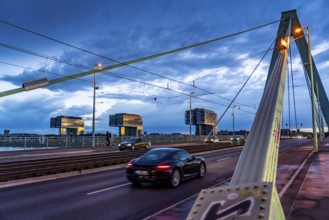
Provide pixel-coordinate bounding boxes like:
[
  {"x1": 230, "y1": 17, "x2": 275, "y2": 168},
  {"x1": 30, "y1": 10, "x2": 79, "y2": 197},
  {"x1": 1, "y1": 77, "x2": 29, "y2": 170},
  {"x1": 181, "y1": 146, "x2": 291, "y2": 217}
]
[
  {"x1": 173, "y1": 152, "x2": 181, "y2": 160},
  {"x1": 180, "y1": 151, "x2": 191, "y2": 160},
  {"x1": 173, "y1": 151, "x2": 191, "y2": 161}
]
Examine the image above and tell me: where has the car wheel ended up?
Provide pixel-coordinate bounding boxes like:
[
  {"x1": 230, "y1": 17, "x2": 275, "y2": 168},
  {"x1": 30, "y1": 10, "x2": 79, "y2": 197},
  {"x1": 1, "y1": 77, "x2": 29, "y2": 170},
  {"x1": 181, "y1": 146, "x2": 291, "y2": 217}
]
[
  {"x1": 169, "y1": 168, "x2": 181, "y2": 188},
  {"x1": 131, "y1": 145, "x2": 136, "y2": 150},
  {"x1": 198, "y1": 163, "x2": 206, "y2": 178},
  {"x1": 145, "y1": 144, "x2": 149, "y2": 150},
  {"x1": 130, "y1": 180, "x2": 141, "y2": 186}
]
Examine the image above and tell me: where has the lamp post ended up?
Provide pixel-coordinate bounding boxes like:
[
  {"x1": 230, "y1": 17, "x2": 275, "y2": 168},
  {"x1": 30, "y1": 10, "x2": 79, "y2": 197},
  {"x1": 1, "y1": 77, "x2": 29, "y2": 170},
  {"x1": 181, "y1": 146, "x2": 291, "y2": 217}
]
[
  {"x1": 316, "y1": 82, "x2": 325, "y2": 142},
  {"x1": 92, "y1": 63, "x2": 102, "y2": 148},
  {"x1": 295, "y1": 26, "x2": 318, "y2": 152},
  {"x1": 189, "y1": 92, "x2": 195, "y2": 142},
  {"x1": 232, "y1": 105, "x2": 237, "y2": 137}
]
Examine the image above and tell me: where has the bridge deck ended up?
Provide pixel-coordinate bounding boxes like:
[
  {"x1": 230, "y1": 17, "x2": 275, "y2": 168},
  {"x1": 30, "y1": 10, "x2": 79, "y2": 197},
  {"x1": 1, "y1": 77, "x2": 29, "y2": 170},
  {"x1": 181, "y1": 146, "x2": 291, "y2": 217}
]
[
  {"x1": 1, "y1": 140, "x2": 328, "y2": 219},
  {"x1": 146, "y1": 139, "x2": 329, "y2": 219}
]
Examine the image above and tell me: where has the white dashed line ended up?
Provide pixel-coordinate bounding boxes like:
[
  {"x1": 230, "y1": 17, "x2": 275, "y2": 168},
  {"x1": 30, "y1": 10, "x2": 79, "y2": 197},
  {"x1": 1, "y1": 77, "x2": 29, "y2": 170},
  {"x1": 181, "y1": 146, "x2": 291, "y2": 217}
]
[
  {"x1": 87, "y1": 183, "x2": 132, "y2": 195},
  {"x1": 217, "y1": 157, "x2": 231, "y2": 162}
]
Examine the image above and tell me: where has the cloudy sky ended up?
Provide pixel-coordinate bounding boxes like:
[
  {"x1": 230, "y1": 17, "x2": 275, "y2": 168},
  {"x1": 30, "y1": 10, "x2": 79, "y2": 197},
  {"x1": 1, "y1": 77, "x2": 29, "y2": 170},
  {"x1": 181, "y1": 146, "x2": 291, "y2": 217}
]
[{"x1": 0, "y1": 0, "x2": 328, "y2": 135}]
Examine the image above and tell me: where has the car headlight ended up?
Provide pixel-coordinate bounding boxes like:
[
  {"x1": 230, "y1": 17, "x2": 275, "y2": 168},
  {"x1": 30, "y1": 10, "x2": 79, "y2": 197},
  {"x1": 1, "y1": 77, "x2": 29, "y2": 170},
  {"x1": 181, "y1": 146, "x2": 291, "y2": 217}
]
[
  {"x1": 118, "y1": 144, "x2": 121, "y2": 147},
  {"x1": 127, "y1": 144, "x2": 131, "y2": 146}
]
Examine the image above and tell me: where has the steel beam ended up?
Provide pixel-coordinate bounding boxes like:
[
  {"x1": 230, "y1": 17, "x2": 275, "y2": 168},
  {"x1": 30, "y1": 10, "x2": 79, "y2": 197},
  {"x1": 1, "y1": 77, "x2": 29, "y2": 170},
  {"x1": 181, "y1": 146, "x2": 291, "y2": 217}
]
[
  {"x1": 269, "y1": 10, "x2": 329, "y2": 131},
  {"x1": 188, "y1": 17, "x2": 292, "y2": 220}
]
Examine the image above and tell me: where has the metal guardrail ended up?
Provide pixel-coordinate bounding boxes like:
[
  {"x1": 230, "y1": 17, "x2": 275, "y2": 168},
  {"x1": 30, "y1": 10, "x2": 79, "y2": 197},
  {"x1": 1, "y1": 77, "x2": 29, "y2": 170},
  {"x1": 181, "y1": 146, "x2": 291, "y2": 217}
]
[{"x1": 0, "y1": 135, "x2": 241, "y2": 149}]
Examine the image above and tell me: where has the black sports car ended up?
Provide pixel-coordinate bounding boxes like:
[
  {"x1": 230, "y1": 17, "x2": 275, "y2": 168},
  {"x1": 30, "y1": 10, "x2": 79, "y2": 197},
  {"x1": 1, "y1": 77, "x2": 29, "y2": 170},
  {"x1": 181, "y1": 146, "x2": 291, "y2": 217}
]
[
  {"x1": 126, "y1": 148, "x2": 206, "y2": 187},
  {"x1": 118, "y1": 137, "x2": 151, "y2": 150}
]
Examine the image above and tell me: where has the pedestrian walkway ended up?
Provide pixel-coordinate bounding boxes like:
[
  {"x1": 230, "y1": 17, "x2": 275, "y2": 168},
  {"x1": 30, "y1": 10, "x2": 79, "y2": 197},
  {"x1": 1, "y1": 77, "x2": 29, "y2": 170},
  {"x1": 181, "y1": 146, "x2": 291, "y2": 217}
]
[{"x1": 287, "y1": 140, "x2": 329, "y2": 219}]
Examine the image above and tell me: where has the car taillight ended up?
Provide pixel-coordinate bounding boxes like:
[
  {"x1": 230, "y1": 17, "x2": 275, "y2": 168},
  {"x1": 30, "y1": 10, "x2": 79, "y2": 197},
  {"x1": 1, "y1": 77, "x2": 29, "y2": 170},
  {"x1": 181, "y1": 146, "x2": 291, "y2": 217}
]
[
  {"x1": 156, "y1": 165, "x2": 170, "y2": 170},
  {"x1": 127, "y1": 162, "x2": 133, "y2": 167}
]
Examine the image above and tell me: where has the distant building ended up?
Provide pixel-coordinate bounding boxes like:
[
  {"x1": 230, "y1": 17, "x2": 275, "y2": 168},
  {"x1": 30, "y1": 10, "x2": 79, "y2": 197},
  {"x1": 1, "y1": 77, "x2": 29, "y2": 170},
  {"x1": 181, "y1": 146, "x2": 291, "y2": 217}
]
[
  {"x1": 185, "y1": 108, "x2": 217, "y2": 135},
  {"x1": 50, "y1": 116, "x2": 84, "y2": 136},
  {"x1": 109, "y1": 113, "x2": 143, "y2": 136},
  {"x1": 4, "y1": 130, "x2": 10, "y2": 136}
]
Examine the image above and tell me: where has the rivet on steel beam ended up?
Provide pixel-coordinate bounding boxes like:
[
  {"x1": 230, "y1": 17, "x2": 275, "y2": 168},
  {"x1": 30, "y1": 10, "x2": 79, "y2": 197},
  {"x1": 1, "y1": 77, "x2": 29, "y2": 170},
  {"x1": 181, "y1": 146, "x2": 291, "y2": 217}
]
[
  {"x1": 192, "y1": 210, "x2": 198, "y2": 214},
  {"x1": 200, "y1": 196, "x2": 205, "y2": 200},
  {"x1": 261, "y1": 197, "x2": 267, "y2": 201},
  {"x1": 259, "y1": 213, "x2": 265, "y2": 218},
  {"x1": 196, "y1": 203, "x2": 201, "y2": 207},
  {"x1": 260, "y1": 205, "x2": 266, "y2": 210}
]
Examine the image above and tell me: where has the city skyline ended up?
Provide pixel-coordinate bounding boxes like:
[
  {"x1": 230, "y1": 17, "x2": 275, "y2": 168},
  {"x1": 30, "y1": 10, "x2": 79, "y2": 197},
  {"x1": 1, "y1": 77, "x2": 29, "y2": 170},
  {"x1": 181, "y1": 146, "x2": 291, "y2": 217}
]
[{"x1": 1, "y1": 0, "x2": 329, "y2": 135}]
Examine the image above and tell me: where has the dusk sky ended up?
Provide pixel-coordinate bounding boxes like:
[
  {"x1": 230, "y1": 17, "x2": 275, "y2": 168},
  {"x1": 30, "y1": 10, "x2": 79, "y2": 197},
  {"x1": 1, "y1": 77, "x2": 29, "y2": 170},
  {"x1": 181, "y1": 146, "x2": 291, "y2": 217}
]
[{"x1": 0, "y1": 0, "x2": 328, "y2": 135}]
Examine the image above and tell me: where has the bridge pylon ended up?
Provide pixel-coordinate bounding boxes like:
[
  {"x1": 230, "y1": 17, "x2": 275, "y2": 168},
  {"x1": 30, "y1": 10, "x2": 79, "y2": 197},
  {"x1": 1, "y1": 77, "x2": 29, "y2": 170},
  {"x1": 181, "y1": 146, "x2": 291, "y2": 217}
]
[{"x1": 188, "y1": 10, "x2": 329, "y2": 220}]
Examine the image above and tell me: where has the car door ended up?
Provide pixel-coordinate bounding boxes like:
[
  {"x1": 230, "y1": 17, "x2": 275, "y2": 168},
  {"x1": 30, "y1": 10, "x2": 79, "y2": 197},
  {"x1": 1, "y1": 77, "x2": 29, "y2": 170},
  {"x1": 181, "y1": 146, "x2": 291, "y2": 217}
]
[
  {"x1": 178, "y1": 151, "x2": 199, "y2": 177},
  {"x1": 135, "y1": 138, "x2": 142, "y2": 149}
]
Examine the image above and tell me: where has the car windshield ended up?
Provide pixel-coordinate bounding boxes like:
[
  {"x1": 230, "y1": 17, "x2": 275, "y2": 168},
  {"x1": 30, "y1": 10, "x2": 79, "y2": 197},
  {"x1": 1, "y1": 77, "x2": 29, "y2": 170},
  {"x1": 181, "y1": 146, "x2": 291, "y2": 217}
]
[{"x1": 139, "y1": 149, "x2": 173, "y2": 163}]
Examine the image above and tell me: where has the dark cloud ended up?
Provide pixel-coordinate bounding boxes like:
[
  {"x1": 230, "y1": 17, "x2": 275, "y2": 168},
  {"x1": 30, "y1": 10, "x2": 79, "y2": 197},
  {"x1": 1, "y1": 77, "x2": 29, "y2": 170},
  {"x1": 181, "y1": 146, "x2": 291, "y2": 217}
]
[{"x1": 0, "y1": 0, "x2": 328, "y2": 134}]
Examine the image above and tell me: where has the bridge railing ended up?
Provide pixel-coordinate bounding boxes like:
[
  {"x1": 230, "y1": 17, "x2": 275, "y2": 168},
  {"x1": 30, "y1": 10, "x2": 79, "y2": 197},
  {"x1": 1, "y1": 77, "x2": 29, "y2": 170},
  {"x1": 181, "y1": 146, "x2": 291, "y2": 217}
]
[{"x1": 0, "y1": 134, "x2": 239, "y2": 150}]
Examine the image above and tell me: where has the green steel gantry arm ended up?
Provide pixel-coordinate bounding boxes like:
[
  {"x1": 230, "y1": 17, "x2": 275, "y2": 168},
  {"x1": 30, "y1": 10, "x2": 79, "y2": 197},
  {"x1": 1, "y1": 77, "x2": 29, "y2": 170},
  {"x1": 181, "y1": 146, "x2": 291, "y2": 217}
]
[{"x1": 0, "y1": 19, "x2": 281, "y2": 98}]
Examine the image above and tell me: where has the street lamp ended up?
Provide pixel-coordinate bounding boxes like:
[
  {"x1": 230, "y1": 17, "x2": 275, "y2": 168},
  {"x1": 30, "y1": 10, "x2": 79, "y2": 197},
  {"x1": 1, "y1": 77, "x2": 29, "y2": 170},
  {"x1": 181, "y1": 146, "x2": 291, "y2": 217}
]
[
  {"x1": 295, "y1": 26, "x2": 318, "y2": 152},
  {"x1": 92, "y1": 63, "x2": 102, "y2": 148},
  {"x1": 232, "y1": 105, "x2": 237, "y2": 137},
  {"x1": 189, "y1": 92, "x2": 195, "y2": 142}
]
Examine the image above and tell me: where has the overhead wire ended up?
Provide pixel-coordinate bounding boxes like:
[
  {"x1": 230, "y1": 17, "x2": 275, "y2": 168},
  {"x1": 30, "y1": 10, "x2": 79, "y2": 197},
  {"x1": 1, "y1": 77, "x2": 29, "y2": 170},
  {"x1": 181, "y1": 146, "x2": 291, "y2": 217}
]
[
  {"x1": 0, "y1": 61, "x2": 92, "y2": 84},
  {"x1": 206, "y1": 22, "x2": 288, "y2": 137},
  {"x1": 0, "y1": 44, "x2": 255, "y2": 113},
  {"x1": 289, "y1": 46, "x2": 298, "y2": 129},
  {"x1": 0, "y1": 18, "x2": 281, "y2": 107}
]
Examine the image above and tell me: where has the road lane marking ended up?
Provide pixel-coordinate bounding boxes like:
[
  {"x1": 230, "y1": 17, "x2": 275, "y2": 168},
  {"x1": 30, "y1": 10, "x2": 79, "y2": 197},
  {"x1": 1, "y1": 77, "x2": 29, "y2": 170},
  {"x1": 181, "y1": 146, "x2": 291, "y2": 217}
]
[
  {"x1": 217, "y1": 157, "x2": 231, "y2": 162},
  {"x1": 86, "y1": 183, "x2": 131, "y2": 195}
]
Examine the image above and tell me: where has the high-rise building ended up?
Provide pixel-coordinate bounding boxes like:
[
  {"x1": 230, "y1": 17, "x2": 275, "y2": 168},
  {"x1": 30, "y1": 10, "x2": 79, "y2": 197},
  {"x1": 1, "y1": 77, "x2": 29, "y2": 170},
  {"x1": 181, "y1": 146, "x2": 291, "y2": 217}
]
[
  {"x1": 50, "y1": 116, "x2": 84, "y2": 136},
  {"x1": 185, "y1": 108, "x2": 217, "y2": 135},
  {"x1": 109, "y1": 113, "x2": 143, "y2": 136}
]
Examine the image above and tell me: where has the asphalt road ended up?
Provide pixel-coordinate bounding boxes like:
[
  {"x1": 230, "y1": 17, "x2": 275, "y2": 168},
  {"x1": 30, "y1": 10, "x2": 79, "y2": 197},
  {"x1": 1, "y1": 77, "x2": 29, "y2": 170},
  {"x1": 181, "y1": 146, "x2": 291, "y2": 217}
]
[{"x1": 0, "y1": 140, "x2": 306, "y2": 220}]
